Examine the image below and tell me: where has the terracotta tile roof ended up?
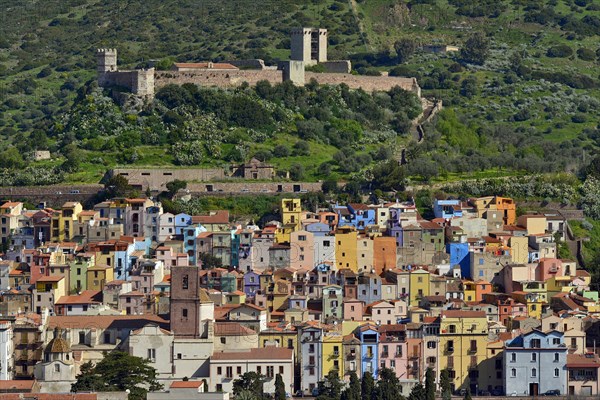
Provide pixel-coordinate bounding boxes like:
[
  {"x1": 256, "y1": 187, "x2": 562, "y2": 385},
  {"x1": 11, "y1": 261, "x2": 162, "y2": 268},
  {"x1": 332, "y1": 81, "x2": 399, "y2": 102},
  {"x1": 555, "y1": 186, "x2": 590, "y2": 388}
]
[
  {"x1": 174, "y1": 62, "x2": 238, "y2": 70},
  {"x1": 0, "y1": 380, "x2": 35, "y2": 391},
  {"x1": 0, "y1": 201, "x2": 21, "y2": 208},
  {"x1": 567, "y1": 354, "x2": 600, "y2": 368},
  {"x1": 170, "y1": 381, "x2": 204, "y2": 388},
  {"x1": 121, "y1": 291, "x2": 145, "y2": 297},
  {"x1": 55, "y1": 290, "x2": 102, "y2": 305},
  {"x1": 36, "y1": 275, "x2": 64, "y2": 282},
  {"x1": 192, "y1": 210, "x2": 229, "y2": 225},
  {"x1": 211, "y1": 347, "x2": 293, "y2": 361},
  {"x1": 47, "y1": 315, "x2": 168, "y2": 330},
  {"x1": 214, "y1": 322, "x2": 256, "y2": 336}
]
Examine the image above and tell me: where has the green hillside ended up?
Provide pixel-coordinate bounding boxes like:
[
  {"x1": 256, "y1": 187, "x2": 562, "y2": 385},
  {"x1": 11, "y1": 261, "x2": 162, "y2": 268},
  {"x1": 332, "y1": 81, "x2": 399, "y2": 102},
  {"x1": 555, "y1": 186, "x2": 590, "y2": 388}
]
[{"x1": 0, "y1": 0, "x2": 599, "y2": 187}]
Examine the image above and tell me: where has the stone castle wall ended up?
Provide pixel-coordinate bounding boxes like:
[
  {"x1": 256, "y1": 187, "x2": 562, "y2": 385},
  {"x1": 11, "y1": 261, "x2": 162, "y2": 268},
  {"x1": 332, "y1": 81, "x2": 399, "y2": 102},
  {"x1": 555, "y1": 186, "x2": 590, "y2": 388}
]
[
  {"x1": 99, "y1": 69, "x2": 155, "y2": 96},
  {"x1": 154, "y1": 70, "x2": 283, "y2": 89},
  {"x1": 154, "y1": 70, "x2": 421, "y2": 95}
]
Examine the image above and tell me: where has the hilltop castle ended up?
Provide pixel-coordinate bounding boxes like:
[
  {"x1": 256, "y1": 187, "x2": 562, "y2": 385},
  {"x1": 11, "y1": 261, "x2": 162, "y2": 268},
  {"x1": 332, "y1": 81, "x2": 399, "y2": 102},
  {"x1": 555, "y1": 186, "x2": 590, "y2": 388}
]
[{"x1": 96, "y1": 29, "x2": 421, "y2": 99}]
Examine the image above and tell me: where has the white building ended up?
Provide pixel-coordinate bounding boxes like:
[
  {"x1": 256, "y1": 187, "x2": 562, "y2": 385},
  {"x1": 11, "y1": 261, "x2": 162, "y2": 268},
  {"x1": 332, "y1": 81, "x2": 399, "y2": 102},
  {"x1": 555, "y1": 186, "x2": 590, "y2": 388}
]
[
  {"x1": 127, "y1": 324, "x2": 174, "y2": 381},
  {"x1": 0, "y1": 320, "x2": 14, "y2": 380},
  {"x1": 209, "y1": 347, "x2": 294, "y2": 394}
]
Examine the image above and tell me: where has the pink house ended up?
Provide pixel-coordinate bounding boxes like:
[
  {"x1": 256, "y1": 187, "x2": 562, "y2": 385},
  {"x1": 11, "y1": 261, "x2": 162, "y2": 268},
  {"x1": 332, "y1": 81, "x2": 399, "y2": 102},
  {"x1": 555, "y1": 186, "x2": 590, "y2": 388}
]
[
  {"x1": 290, "y1": 230, "x2": 315, "y2": 270},
  {"x1": 378, "y1": 324, "x2": 408, "y2": 380},
  {"x1": 536, "y1": 258, "x2": 565, "y2": 281},
  {"x1": 343, "y1": 299, "x2": 364, "y2": 321}
]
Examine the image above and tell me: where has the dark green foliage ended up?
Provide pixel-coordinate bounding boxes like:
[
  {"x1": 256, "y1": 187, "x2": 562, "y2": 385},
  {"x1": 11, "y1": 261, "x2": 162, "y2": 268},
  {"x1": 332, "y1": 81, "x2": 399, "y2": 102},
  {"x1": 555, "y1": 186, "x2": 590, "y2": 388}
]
[
  {"x1": 166, "y1": 179, "x2": 187, "y2": 197},
  {"x1": 274, "y1": 374, "x2": 286, "y2": 400},
  {"x1": 273, "y1": 145, "x2": 290, "y2": 157},
  {"x1": 341, "y1": 371, "x2": 361, "y2": 400},
  {"x1": 104, "y1": 174, "x2": 132, "y2": 198},
  {"x1": 460, "y1": 76, "x2": 478, "y2": 98},
  {"x1": 461, "y1": 33, "x2": 490, "y2": 65},
  {"x1": 408, "y1": 383, "x2": 426, "y2": 400},
  {"x1": 290, "y1": 163, "x2": 305, "y2": 181},
  {"x1": 394, "y1": 38, "x2": 418, "y2": 63},
  {"x1": 198, "y1": 252, "x2": 223, "y2": 269},
  {"x1": 463, "y1": 388, "x2": 472, "y2": 400},
  {"x1": 371, "y1": 160, "x2": 406, "y2": 191},
  {"x1": 547, "y1": 45, "x2": 573, "y2": 58},
  {"x1": 440, "y1": 369, "x2": 452, "y2": 400},
  {"x1": 316, "y1": 370, "x2": 343, "y2": 400},
  {"x1": 293, "y1": 141, "x2": 311, "y2": 156},
  {"x1": 425, "y1": 368, "x2": 435, "y2": 400},
  {"x1": 577, "y1": 47, "x2": 596, "y2": 61},
  {"x1": 322, "y1": 179, "x2": 339, "y2": 194},
  {"x1": 361, "y1": 371, "x2": 375, "y2": 400},
  {"x1": 449, "y1": 0, "x2": 506, "y2": 17},
  {"x1": 375, "y1": 367, "x2": 404, "y2": 400},
  {"x1": 233, "y1": 372, "x2": 266, "y2": 400},
  {"x1": 71, "y1": 351, "x2": 162, "y2": 400}
]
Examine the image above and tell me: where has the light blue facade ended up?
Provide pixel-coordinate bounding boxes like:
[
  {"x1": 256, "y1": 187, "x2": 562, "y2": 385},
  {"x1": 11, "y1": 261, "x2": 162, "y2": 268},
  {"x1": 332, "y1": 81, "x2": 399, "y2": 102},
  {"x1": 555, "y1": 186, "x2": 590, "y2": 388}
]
[
  {"x1": 357, "y1": 327, "x2": 379, "y2": 378},
  {"x1": 504, "y1": 330, "x2": 567, "y2": 396},
  {"x1": 305, "y1": 222, "x2": 330, "y2": 237},
  {"x1": 447, "y1": 242, "x2": 470, "y2": 278},
  {"x1": 336, "y1": 204, "x2": 376, "y2": 231},
  {"x1": 174, "y1": 213, "x2": 192, "y2": 235},
  {"x1": 114, "y1": 242, "x2": 135, "y2": 281},
  {"x1": 433, "y1": 199, "x2": 463, "y2": 219},
  {"x1": 357, "y1": 275, "x2": 382, "y2": 305},
  {"x1": 230, "y1": 230, "x2": 240, "y2": 268},
  {"x1": 184, "y1": 226, "x2": 207, "y2": 265}
]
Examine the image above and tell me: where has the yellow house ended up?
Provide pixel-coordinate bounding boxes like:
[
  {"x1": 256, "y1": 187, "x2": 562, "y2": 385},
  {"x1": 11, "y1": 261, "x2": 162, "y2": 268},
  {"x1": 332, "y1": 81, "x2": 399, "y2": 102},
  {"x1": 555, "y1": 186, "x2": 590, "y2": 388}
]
[
  {"x1": 439, "y1": 310, "x2": 489, "y2": 393},
  {"x1": 275, "y1": 225, "x2": 296, "y2": 244},
  {"x1": 462, "y1": 280, "x2": 477, "y2": 302},
  {"x1": 511, "y1": 290, "x2": 545, "y2": 319},
  {"x1": 516, "y1": 214, "x2": 546, "y2": 235},
  {"x1": 34, "y1": 275, "x2": 67, "y2": 314},
  {"x1": 86, "y1": 264, "x2": 114, "y2": 291},
  {"x1": 508, "y1": 236, "x2": 528, "y2": 264},
  {"x1": 258, "y1": 327, "x2": 300, "y2": 362},
  {"x1": 335, "y1": 227, "x2": 358, "y2": 273},
  {"x1": 50, "y1": 210, "x2": 64, "y2": 242},
  {"x1": 409, "y1": 268, "x2": 430, "y2": 306},
  {"x1": 546, "y1": 276, "x2": 574, "y2": 297},
  {"x1": 61, "y1": 202, "x2": 83, "y2": 241},
  {"x1": 280, "y1": 198, "x2": 302, "y2": 241},
  {"x1": 322, "y1": 332, "x2": 344, "y2": 378},
  {"x1": 225, "y1": 290, "x2": 246, "y2": 305}
]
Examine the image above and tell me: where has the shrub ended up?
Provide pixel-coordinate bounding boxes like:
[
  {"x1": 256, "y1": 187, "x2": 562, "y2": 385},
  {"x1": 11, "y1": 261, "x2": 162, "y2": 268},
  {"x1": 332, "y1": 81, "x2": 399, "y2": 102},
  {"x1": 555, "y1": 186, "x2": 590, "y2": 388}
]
[{"x1": 547, "y1": 45, "x2": 573, "y2": 58}]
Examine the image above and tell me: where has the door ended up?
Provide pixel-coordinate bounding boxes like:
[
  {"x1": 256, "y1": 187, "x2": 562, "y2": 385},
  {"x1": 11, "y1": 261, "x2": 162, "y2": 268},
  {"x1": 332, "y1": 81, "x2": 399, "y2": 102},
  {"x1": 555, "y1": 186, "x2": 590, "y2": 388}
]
[
  {"x1": 581, "y1": 386, "x2": 592, "y2": 396},
  {"x1": 529, "y1": 383, "x2": 538, "y2": 396}
]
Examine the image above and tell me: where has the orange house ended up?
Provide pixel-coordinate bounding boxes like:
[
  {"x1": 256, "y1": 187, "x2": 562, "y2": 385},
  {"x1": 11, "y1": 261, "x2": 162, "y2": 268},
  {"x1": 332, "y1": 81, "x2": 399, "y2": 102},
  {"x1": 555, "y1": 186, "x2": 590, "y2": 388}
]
[
  {"x1": 373, "y1": 236, "x2": 397, "y2": 275},
  {"x1": 475, "y1": 280, "x2": 492, "y2": 302}
]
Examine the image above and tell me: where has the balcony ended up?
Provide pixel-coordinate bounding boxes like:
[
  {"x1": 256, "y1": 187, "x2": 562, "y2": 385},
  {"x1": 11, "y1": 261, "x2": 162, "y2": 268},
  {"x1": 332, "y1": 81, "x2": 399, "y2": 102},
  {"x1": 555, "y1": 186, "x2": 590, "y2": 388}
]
[
  {"x1": 365, "y1": 353, "x2": 374, "y2": 359},
  {"x1": 395, "y1": 352, "x2": 403, "y2": 358},
  {"x1": 347, "y1": 353, "x2": 356, "y2": 360},
  {"x1": 468, "y1": 348, "x2": 478, "y2": 354},
  {"x1": 381, "y1": 352, "x2": 389, "y2": 358},
  {"x1": 409, "y1": 354, "x2": 419, "y2": 360}
]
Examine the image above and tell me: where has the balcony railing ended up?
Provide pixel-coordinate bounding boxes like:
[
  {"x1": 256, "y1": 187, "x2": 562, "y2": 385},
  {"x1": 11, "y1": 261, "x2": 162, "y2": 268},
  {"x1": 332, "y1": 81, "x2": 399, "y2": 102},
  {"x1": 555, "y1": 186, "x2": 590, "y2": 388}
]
[
  {"x1": 395, "y1": 352, "x2": 403, "y2": 358},
  {"x1": 381, "y1": 352, "x2": 389, "y2": 358}
]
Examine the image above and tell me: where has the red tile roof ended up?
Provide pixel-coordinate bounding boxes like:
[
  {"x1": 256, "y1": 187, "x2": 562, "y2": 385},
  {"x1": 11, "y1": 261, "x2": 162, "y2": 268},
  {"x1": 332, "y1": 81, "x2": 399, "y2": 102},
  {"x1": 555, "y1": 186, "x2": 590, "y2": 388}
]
[{"x1": 170, "y1": 380, "x2": 204, "y2": 388}]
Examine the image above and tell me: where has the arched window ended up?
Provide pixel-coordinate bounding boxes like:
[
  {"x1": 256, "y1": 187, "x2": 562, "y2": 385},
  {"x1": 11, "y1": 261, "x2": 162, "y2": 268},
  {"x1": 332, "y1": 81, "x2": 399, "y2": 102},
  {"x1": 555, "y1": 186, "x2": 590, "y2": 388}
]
[
  {"x1": 531, "y1": 368, "x2": 537, "y2": 377},
  {"x1": 554, "y1": 368, "x2": 560, "y2": 377}
]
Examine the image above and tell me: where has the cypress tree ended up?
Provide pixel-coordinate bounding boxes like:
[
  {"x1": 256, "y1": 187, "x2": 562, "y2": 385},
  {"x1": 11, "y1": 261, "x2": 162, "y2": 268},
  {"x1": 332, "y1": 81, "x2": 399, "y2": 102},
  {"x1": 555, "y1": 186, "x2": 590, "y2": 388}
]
[
  {"x1": 425, "y1": 367, "x2": 435, "y2": 400},
  {"x1": 361, "y1": 371, "x2": 375, "y2": 400},
  {"x1": 274, "y1": 374, "x2": 286, "y2": 400},
  {"x1": 440, "y1": 369, "x2": 452, "y2": 400},
  {"x1": 341, "y1": 371, "x2": 361, "y2": 400}
]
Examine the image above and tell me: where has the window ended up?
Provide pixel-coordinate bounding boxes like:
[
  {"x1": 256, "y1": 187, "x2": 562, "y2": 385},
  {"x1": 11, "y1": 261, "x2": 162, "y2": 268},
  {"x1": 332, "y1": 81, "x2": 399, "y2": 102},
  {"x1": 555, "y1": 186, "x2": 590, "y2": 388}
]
[
  {"x1": 54, "y1": 364, "x2": 60, "y2": 372},
  {"x1": 554, "y1": 368, "x2": 559, "y2": 377},
  {"x1": 448, "y1": 325, "x2": 456, "y2": 334},
  {"x1": 511, "y1": 368, "x2": 516, "y2": 377},
  {"x1": 531, "y1": 368, "x2": 537, "y2": 378},
  {"x1": 266, "y1": 366, "x2": 274, "y2": 378},
  {"x1": 182, "y1": 308, "x2": 188, "y2": 318},
  {"x1": 217, "y1": 367, "x2": 222, "y2": 375},
  {"x1": 177, "y1": 353, "x2": 182, "y2": 359},
  {"x1": 554, "y1": 353, "x2": 559, "y2": 362},
  {"x1": 510, "y1": 353, "x2": 516, "y2": 362},
  {"x1": 530, "y1": 339, "x2": 541, "y2": 348},
  {"x1": 279, "y1": 366, "x2": 284, "y2": 374},
  {"x1": 531, "y1": 353, "x2": 537, "y2": 362},
  {"x1": 226, "y1": 366, "x2": 233, "y2": 378},
  {"x1": 552, "y1": 338, "x2": 560, "y2": 345},
  {"x1": 257, "y1": 366, "x2": 262, "y2": 374},
  {"x1": 147, "y1": 348, "x2": 156, "y2": 361},
  {"x1": 182, "y1": 274, "x2": 189, "y2": 289},
  {"x1": 447, "y1": 340, "x2": 454, "y2": 353},
  {"x1": 220, "y1": 337, "x2": 226, "y2": 344},
  {"x1": 427, "y1": 341, "x2": 436, "y2": 349}
]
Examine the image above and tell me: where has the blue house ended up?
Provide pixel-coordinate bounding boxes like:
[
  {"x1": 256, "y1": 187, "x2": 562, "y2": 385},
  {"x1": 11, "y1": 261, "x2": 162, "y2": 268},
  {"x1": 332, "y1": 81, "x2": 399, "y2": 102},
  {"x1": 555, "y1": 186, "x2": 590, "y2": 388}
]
[
  {"x1": 184, "y1": 225, "x2": 207, "y2": 265},
  {"x1": 336, "y1": 203, "x2": 376, "y2": 231},
  {"x1": 305, "y1": 222, "x2": 330, "y2": 237},
  {"x1": 447, "y1": 242, "x2": 470, "y2": 278},
  {"x1": 243, "y1": 270, "x2": 260, "y2": 298},
  {"x1": 357, "y1": 325, "x2": 379, "y2": 378},
  {"x1": 114, "y1": 241, "x2": 135, "y2": 281},
  {"x1": 433, "y1": 199, "x2": 464, "y2": 219},
  {"x1": 504, "y1": 330, "x2": 567, "y2": 396},
  {"x1": 174, "y1": 213, "x2": 192, "y2": 235}
]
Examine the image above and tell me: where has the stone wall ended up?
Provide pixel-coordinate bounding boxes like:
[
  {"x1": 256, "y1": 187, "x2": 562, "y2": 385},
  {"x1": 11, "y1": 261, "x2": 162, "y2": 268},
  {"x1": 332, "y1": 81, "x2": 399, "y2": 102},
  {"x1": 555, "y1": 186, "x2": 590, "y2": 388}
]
[
  {"x1": 0, "y1": 184, "x2": 103, "y2": 208},
  {"x1": 155, "y1": 70, "x2": 284, "y2": 89},
  {"x1": 306, "y1": 73, "x2": 421, "y2": 95},
  {"x1": 110, "y1": 168, "x2": 229, "y2": 190},
  {"x1": 99, "y1": 69, "x2": 155, "y2": 96},
  {"x1": 225, "y1": 59, "x2": 267, "y2": 70},
  {"x1": 187, "y1": 181, "x2": 323, "y2": 194},
  {"x1": 321, "y1": 61, "x2": 352, "y2": 73}
]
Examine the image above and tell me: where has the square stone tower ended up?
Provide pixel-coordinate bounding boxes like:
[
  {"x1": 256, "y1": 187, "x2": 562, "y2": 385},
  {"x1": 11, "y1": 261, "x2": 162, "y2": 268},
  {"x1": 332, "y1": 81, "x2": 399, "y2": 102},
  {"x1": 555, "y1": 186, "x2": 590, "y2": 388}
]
[
  {"x1": 96, "y1": 48, "x2": 117, "y2": 74},
  {"x1": 290, "y1": 28, "x2": 327, "y2": 65}
]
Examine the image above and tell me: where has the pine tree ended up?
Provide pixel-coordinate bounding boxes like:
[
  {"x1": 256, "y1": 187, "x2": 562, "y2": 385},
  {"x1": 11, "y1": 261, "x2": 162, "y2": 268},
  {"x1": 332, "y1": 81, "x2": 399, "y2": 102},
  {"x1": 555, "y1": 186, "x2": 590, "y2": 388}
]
[
  {"x1": 425, "y1": 367, "x2": 435, "y2": 400},
  {"x1": 341, "y1": 371, "x2": 361, "y2": 400},
  {"x1": 274, "y1": 374, "x2": 286, "y2": 400},
  {"x1": 440, "y1": 369, "x2": 452, "y2": 400},
  {"x1": 316, "y1": 370, "x2": 343, "y2": 400},
  {"x1": 464, "y1": 388, "x2": 473, "y2": 400},
  {"x1": 408, "y1": 382, "x2": 426, "y2": 400},
  {"x1": 361, "y1": 371, "x2": 375, "y2": 400},
  {"x1": 375, "y1": 367, "x2": 403, "y2": 400}
]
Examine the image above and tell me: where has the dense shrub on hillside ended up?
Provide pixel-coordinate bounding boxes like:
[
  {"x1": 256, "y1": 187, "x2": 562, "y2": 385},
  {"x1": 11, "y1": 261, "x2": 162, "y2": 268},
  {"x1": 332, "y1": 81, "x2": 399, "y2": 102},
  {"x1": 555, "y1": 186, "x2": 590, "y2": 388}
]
[{"x1": 547, "y1": 45, "x2": 573, "y2": 58}]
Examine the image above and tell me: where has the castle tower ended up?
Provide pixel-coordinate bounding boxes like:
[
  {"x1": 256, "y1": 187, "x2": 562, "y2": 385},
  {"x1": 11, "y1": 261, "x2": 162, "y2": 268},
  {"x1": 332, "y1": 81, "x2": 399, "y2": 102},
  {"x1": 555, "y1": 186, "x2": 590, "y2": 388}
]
[
  {"x1": 170, "y1": 265, "x2": 214, "y2": 338},
  {"x1": 96, "y1": 48, "x2": 117, "y2": 74},
  {"x1": 290, "y1": 28, "x2": 327, "y2": 65}
]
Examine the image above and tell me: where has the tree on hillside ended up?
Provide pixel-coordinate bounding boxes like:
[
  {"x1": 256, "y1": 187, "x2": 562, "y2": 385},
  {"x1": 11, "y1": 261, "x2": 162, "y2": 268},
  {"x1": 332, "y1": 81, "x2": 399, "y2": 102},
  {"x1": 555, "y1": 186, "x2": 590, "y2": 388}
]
[
  {"x1": 461, "y1": 32, "x2": 489, "y2": 65},
  {"x1": 198, "y1": 252, "x2": 223, "y2": 269},
  {"x1": 361, "y1": 371, "x2": 375, "y2": 400},
  {"x1": 274, "y1": 374, "x2": 286, "y2": 400},
  {"x1": 71, "y1": 351, "x2": 162, "y2": 400},
  {"x1": 341, "y1": 371, "x2": 361, "y2": 400},
  {"x1": 166, "y1": 179, "x2": 187, "y2": 198},
  {"x1": 394, "y1": 38, "x2": 418, "y2": 63},
  {"x1": 440, "y1": 369, "x2": 452, "y2": 400},
  {"x1": 425, "y1": 367, "x2": 436, "y2": 400},
  {"x1": 232, "y1": 372, "x2": 265, "y2": 400},
  {"x1": 104, "y1": 174, "x2": 132, "y2": 198}
]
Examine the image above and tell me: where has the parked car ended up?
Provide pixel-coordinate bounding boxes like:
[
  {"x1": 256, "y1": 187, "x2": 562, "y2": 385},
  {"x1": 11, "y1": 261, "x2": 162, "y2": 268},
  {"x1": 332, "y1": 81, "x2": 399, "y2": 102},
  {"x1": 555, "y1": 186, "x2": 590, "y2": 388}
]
[{"x1": 541, "y1": 390, "x2": 560, "y2": 396}]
